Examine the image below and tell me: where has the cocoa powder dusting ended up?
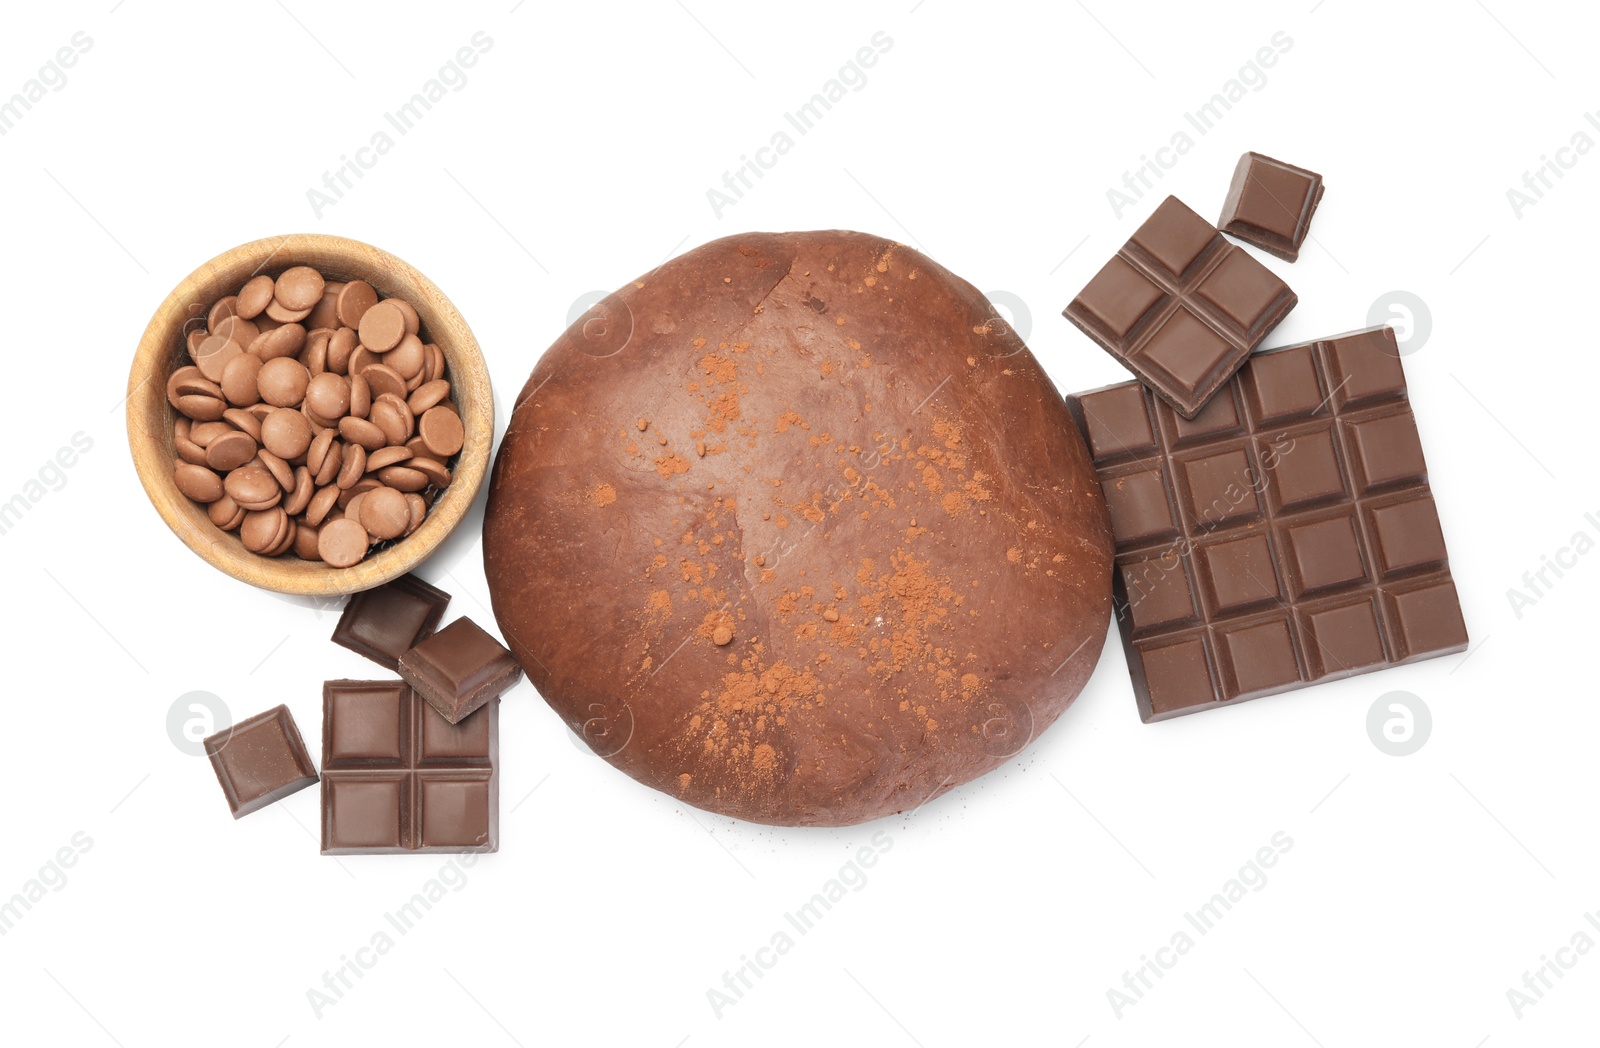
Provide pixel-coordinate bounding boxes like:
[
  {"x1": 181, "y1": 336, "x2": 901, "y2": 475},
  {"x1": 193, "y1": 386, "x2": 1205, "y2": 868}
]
[
  {"x1": 622, "y1": 268, "x2": 1028, "y2": 809},
  {"x1": 654, "y1": 452, "x2": 691, "y2": 478}
]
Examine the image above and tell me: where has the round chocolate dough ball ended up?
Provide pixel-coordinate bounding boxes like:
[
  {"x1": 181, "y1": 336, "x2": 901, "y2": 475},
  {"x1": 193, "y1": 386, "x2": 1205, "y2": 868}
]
[{"x1": 485, "y1": 231, "x2": 1112, "y2": 826}]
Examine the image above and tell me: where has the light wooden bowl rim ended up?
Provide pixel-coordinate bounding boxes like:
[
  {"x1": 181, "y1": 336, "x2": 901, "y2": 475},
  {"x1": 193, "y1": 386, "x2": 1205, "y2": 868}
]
[{"x1": 127, "y1": 233, "x2": 493, "y2": 597}]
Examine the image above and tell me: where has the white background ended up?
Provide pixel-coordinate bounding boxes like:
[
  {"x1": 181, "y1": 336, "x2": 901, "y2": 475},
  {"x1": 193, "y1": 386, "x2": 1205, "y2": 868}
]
[{"x1": 0, "y1": 1, "x2": 1595, "y2": 1045}]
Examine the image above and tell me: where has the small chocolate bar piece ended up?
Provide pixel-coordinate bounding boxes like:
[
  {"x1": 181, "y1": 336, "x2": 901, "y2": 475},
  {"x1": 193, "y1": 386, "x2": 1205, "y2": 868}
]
[
  {"x1": 1066, "y1": 326, "x2": 1467, "y2": 722},
  {"x1": 398, "y1": 617, "x2": 523, "y2": 725},
  {"x1": 332, "y1": 573, "x2": 451, "y2": 670},
  {"x1": 321, "y1": 680, "x2": 497, "y2": 854},
  {"x1": 1218, "y1": 152, "x2": 1325, "y2": 262},
  {"x1": 1064, "y1": 195, "x2": 1298, "y2": 419},
  {"x1": 204, "y1": 705, "x2": 319, "y2": 818}
]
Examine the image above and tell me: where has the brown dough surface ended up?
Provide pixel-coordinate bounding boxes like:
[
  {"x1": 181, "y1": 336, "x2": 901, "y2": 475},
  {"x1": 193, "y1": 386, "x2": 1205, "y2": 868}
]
[{"x1": 484, "y1": 230, "x2": 1112, "y2": 826}]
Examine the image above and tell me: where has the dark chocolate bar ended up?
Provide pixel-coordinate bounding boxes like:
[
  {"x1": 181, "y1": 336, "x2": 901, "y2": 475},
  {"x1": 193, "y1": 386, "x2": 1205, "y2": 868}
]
[
  {"x1": 1066, "y1": 326, "x2": 1467, "y2": 722},
  {"x1": 320, "y1": 680, "x2": 497, "y2": 853},
  {"x1": 1064, "y1": 195, "x2": 1298, "y2": 418}
]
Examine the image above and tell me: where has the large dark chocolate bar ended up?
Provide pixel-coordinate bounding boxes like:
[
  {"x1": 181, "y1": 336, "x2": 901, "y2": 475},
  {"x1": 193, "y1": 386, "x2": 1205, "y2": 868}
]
[
  {"x1": 1064, "y1": 195, "x2": 1298, "y2": 418},
  {"x1": 321, "y1": 680, "x2": 497, "y2": 853},
  {"x1": 1066, "y1": 326, "x2": 1467, "y2": 722}
]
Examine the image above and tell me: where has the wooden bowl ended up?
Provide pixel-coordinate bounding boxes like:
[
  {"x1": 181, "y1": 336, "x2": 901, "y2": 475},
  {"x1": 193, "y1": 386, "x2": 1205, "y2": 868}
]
[{"x1": 128, "y1": 233, "x2": 493, "y2": 597}]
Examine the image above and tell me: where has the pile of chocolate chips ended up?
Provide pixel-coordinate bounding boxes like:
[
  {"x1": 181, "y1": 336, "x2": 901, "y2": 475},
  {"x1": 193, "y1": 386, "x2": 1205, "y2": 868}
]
[
  {"x1": 200, "y1": 574, "x2": 523, "y2": 852},
  {"x1": 167, "y1": 268, "x2": 464, "y2": 567}
]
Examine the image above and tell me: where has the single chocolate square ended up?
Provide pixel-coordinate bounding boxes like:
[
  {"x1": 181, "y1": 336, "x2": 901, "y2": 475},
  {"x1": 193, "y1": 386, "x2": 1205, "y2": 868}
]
[
  {"x1": 1324, "y1": 327, "x2": 1408, "y2": 409},
  {"x1": 1217, "y1": 616, "x2": 1301, "y2": 699},
  {"x1": 320, "y1": 680, "x2": 497, "y2": 854},
  {"x1": 1218, "y1": 152, "x2": 1325, "y2": 262},
  {"x1": 1064, "y1": 196, "x2": 1298, "y2": 418},
  {"x1": 1134, "y1": 635, "x2": 1217, "y2": 720},
  {"x1": 1261, "y1": 423, "x2": 1345, "y2": 513},
  {"x1": 1344, "y1": 411, "x2": 1427, "y2": 493},
  {"x1": 1301, "y1": 597, "x2": 1388, "y2": 678},
  {"x1": 1101, "y1": 464, "x2": 1179, "y2": 546},
  {"x1": 204, "y1": 705, "x2": 319, "y2": 818},
  {"x1": 324, "y1": 777, "x2": 407, "y2": 850},
  {"x1": 1118, "y1": 552, "x2": 1199, "y2": 632},
  {"x1": 332, "y1": 573, "x2": 451, "y2": 671},
  {"x1": 1067, "y1": 326, "x2": 1467, "y2": 722},
  {"x1": 1278, "y1": 510, "x2": 1368, "y2": 598},
  {"x1": 1196, "y1": 532, "x2": 1280, "y2": 616},
  {"x1": 397, "y1": 617, "x2": 523, "y2": 725}
]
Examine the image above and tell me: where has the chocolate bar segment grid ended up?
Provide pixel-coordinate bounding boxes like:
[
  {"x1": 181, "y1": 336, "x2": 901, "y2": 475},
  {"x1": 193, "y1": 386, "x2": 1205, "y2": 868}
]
[
  {"x1": 1064, "y1": 195, "x2": 1298, "y2": 419},
  {"x1": 1066, "y1": 326, "x2": 1467, "y2": 722},
  {"x1": 320, "y1": 680, "x2": 498, "y2": 853}
]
